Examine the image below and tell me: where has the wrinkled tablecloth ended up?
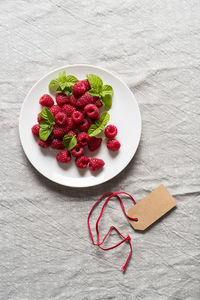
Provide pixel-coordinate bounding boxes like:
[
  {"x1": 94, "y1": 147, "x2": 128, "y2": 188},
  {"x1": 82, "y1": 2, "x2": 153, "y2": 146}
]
[{"x1": 0, "y1": 0, "x2": 199, "y2": 299}]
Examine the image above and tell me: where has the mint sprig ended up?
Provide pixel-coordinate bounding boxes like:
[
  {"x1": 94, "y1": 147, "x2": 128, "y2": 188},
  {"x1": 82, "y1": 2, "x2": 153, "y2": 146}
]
[
  {"x1": 63, "y1": 134, "x2": 77, "y2": 151},
  {"x1": 39, "y1": 107, "x2": 55, "y2": 141},
  {"x1": 88, "y1": 112, "x2": 110, "y2": 137},
  {"x1": 49, "y1": 71, "x2": 78, "y2": 95},
  {"x1": 86, "y1": 74, "x2": 113, "y2": 111}
]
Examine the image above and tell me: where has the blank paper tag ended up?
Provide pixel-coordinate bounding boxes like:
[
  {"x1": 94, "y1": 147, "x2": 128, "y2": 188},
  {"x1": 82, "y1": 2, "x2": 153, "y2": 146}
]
[{"x1": 128, "y1": 184, "x2": 177, "y2": 231}]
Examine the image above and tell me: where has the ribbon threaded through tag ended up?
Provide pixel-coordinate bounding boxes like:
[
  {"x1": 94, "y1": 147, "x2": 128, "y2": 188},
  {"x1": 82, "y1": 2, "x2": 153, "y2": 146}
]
[{"x1": 87, "y1": 192, "x2": 138, "y2": 272}]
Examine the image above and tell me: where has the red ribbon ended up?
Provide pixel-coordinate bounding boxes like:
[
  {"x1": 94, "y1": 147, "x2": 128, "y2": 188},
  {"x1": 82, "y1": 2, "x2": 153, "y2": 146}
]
[{"x1": 87, "y1": 192, "x2": 138, "y2": 272}]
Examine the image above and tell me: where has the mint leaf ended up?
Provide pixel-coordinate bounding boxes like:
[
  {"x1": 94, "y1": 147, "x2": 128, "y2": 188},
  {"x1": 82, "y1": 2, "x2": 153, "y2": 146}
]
[
  {"x1": 49, "y1": 71, "x2": 78, "y2": 94},
  {"x1": 88, "y1": 89, "x2": 100, "y2": 97},
  {"x1": 49, "y1": 78, "x2": 59, "y2": 89},
  {"x1": 87, "y1": 74, "x2": 103, "y2": 92},
  {"x1": 40, "y1": 107, "x2": 55, "y2": 124},
  {"x1": 101, "y1": 94, "x2": 112, "y2": 111},
  {"x1": 88, "y1": 112, "x2": 110, "y2": 137},
  {"x1": 65, "y1": 75, "x2": 78, "y2": 84},
  {"x1": 63, "y1": 134, "x2": 77, "y2": 151},
  {"x1": 59, "y1": 71, "x2": 66, "y2": 81},
  {"x1": 39, "y1": 121, "x2": 53, "y2": 141},
  {"x1": 101, "y1": 85, "x2": 113, "y2": 97}
]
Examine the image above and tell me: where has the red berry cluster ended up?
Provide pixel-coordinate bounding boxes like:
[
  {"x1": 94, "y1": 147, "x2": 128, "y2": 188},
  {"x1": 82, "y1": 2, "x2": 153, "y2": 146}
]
[{"x1": 32, "y1": 79, "x2": 121, "y2": 172}]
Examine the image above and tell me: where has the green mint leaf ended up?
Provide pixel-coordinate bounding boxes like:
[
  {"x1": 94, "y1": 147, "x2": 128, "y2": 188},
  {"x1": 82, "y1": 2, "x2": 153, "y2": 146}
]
[
  {"x1": 88, "y1": 112, "x2": 110, "y2": 137},
  {"x1": 101, "y1": 94, "x2": 112, "y2": 111},
  {"x1": 39, "y1": 121, "x2": 53, "y2": 141},
  {"x1": 63, "y1": 134, "x2": 77, "y2": 151},
  {"x1": 86, "y1": 74, "x2": 103, "y2": 92},
  {"x1": 40, "y1": 107, "x2": 55, "y2": 124},
  {"x1": 88, "y1": 89, "x2": 100, "y2": 97},
  {"x1": 49, "y1": 78, "x2": 59, "y2": 89},
  {"x1": 58, "y1": 71, "x2": 66, "y2": 81},
  {"x1": 65, "y1": 75, "x2": 78, "y2": 84},
  {"x1": 101, "y1": 85, "x2": 113, "y2": 97},
  {"x1": 59, "y1": 81, "x2": 67, "y2": 90},
  {"x1": 49, "y1": 71, "x2": 78, "y2": 94}
]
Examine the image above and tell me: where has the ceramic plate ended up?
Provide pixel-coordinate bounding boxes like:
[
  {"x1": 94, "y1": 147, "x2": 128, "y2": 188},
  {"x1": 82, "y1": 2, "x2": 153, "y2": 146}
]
[{"x1": 19, "y1": 65, "x2": 141, "y2": 187}]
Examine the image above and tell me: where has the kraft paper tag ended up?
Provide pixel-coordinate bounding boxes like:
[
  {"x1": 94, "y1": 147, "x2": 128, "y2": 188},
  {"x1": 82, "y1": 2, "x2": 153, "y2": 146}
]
[{"x1": 128, "y1": 184, "x2": 177, "y2": 231}]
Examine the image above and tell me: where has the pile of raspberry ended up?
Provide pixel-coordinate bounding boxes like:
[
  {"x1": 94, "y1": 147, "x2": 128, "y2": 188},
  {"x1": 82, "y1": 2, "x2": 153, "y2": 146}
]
[{"x1": 32, "y1": 79, "x2": 121, "y2": 171}]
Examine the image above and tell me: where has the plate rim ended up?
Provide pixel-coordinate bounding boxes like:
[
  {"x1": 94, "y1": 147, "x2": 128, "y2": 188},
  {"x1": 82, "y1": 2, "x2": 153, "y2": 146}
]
[{"x1": 19, "y1": 64, "x2": 142, "y2": 188}]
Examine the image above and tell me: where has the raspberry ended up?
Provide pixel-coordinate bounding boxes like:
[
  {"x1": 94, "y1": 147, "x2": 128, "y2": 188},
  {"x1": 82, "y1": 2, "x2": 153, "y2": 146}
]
[
  {"x1": 49, "y1": 105, "x2": 61, "y2": 116},
  {"x1": 75, "y1": 155, "x2": 89, "y2": 169},
  {"x1": 56, "y1": 93, "x2": 69, "y2": 107},
  {"x1": 68, "y1": 130, "x2": 76, "y2": 136},
  {"x1": 71, "y1": 144, "x2": 84, "y2": 157},
  {"x1": 32, "y1": 124, "x2": 40, "y2": 136},
  {"x1": 72, "y1": 110, "x2": 84, "y2": 124},
  {"x1": 67, "y1": 117, "x2": 76, "y2": 130},
  {"x1": 56, "y1": 150, "x2": 71, "y2": 163},
  {"x1": 52, "y1": 125, "x2": 68, "y2": 138},
  {"x1": 37, "y1": 113, "x2": 42, "y2": 123},
  {"x1": 38, "y1": 139, "x2": 51, "y2": 148},
  {"x1": 77, "y1": 132, "x2": 89, "y2": 147},
  {"x1": 76, "y1": 92, "x2": 93, "y2": 107},
  {"x1": 93, "y1": 97, "x2": 103, "y2": 107},
  {"x1": 84, "y1": 104, "x2": 99, "y2": 118},
  {"x1": 55, "y1": 112, "x2": 67, "y2": 126},
  {"x1": 80, "y1": 79, "x2": 91, "y2": 91},
  {"x1": 39, "y1": 94, "x2": 54, "y2": 107},
  {"x1": 89, "y1": 158, "x2": 105, "y2": 171},
  {"x1": 88, "y1": 137, "x2": 102, "y2": 151},
  {"x1": 78, "y1": 119, "x2": 90, "y2": 132},
  {"x1": 107, "y1": 139, "x2": 121, "y2": 151},
  {"x1": 69, "y1": 95, "x2": 77, "y2": 106},
  {"x1": 105, "y1": 125, "x2": 118, "y2": 139},
  {"x1": 73, "y1": 81, "x2": 86, "y2": 96},
  {"x1": 51, "y1": 138, "x2": 65, "y2": 150},
  {"x1": 62, "y1": 104, "x2": 75, "y2": 116}
]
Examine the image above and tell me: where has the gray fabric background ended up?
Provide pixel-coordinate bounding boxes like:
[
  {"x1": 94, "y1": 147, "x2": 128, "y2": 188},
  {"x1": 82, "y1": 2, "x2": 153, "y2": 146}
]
[{"x1": 0, "y1": 0, "x2": 200, "y2": 299}]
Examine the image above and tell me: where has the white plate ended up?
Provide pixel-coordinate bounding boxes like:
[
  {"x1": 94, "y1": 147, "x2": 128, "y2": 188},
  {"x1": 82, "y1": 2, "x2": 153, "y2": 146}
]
[{"x1": 19, "y1": 65, "x2": 141, "y2": 187}]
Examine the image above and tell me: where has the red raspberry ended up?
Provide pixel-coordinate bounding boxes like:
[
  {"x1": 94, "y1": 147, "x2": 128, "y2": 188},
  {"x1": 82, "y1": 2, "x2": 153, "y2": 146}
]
[
  {"x1": 72, "y1": 110, "x2": 84, "y2": 124},
  {"x1": 67, "y1": 117, "x2": 76, "y2": 130},
  {"x1": 32, "y1": 124, "x2": 40, "y2": 136},
  {"x1": 62, "y1": 104, "x2": 75, "y2": 116},
  {"x1": 56, "y1": 93, "x2": 69, "y2": 107},
  {"x1": 93, "y1": 97, "x2": 103, "y2": 107},
  {"x1": 75, "y1": 155, "x2": 89, "y2": 169},
  {"x1": 52, "y1": 125, "x2": 68, "y2": 138},
  {"x1": 55, "y1": 112, "x2": 67, "y2": 126},
  {"x1": 89, "y1": 158, "x2": 105, "y2": 171},
  {"x1": 76, "y1": 92, "x2": 93, "y2": 107},
  {"x1": 84, "y1": 104, "x2": 99, "y2": 118},
  {"x1": 73, "y1": 81, "x2": 86, "y2": 96},
  {"x1": 71, "y1": 144, "x2": 84, "y2": 157},
  {"x1": 38, "y1": 139, "x2": 51, "y2": 148},
  {"x1": 56, "y1": 150, "x2": 71, "y2": 163},
  {"x1": 107, "y1": 139, "x2": 121, "y2": 151},
  {"x1": 37, "y1": 113, "x2": 42, "y2": 123},
  {"x1": 69, "y1": 95, "x2": 77, "y2": 106},
  {"x1": 88, "y1": 137, "x2": 102, "y2": 151},
  {"x1": 51, "y1": 138, "x2": 65, "y2": 150},
  {"x1": 77, "y1": 132, "x2": 89, "y2": 147},
  {"x1": 68, "y1": 130, "x2": 76, "y2": 136},
  {"x1": 49, "y1": 105, "x2": 61, "y2": 116},
  {"x1": 80, "y1": 79, "x2": 91, "y2": 91},
  {"x1": 39, "y1": 94, "x2": 54, "y2": 107},
  {"x1": 79, "y1": 119, "x2": 90, "y2": 132},
  {"x1": 105, "y1": 125, "x2": 118, "y2": 139}
]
